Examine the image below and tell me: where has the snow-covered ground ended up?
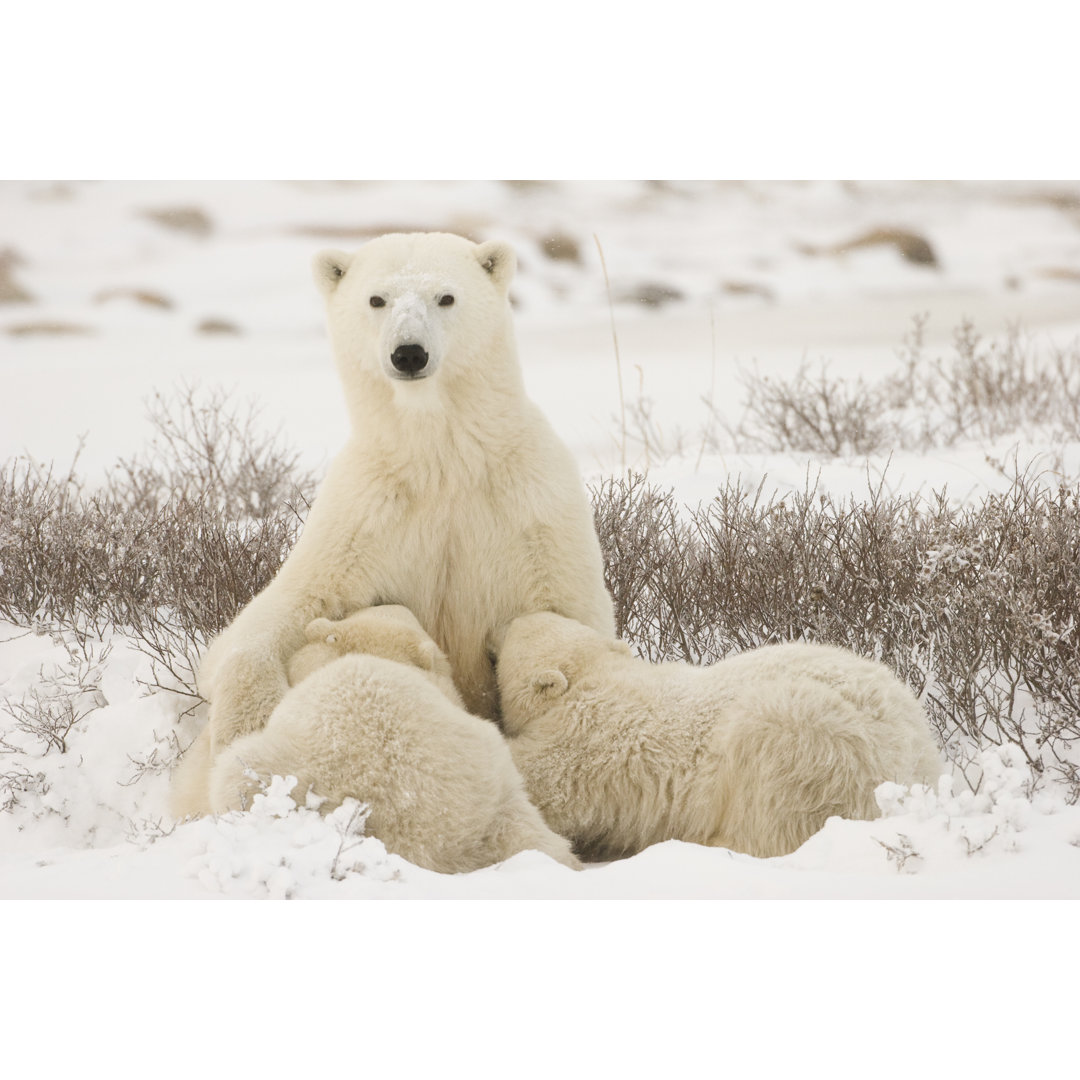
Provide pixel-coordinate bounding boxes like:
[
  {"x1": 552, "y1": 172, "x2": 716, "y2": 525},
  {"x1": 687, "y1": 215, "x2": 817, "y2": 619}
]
[{"x1": 3, "y1": 180, "x2": 1080, "y2": 904}]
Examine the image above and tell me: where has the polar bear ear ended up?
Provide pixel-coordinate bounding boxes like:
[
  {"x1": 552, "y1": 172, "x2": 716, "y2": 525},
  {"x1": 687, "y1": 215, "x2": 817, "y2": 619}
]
[
  {"x1": 532, "y1": 668, "x2": 569, "y2": 699},
  {"x1": 313, "y1": 249, "x2": 352, "y2": 295},
  {"x1": 414, "y1": 640, "x2": 439, "y2": 672},
  {"x1": 304, "y1": 617, "x2": 337, "y2": 643},
  {"x1": 475, "y1": 240, "x2": 516, "y2": 289}
]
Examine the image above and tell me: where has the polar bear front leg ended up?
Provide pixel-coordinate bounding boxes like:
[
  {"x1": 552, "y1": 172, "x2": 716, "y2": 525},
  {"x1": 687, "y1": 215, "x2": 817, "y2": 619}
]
[
  {"x1": 520, "y1": 521, "x2": 615, "y2": 638},
  {"x1": 205, "y1": 645, "x2": 292, "y2": 752},
  {"x1": 200, "y1": 475, "x2": 390, "y2": 751},
  {"x1": 201, "y1": 589, "x2": 306, "y2": 752},
  {"x1": 202, "y1": 577, "x2": 375, "y2": 754}
]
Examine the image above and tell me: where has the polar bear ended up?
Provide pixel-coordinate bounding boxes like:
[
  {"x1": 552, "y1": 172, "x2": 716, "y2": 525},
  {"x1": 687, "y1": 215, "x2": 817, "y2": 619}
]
[
  {"x1": 494, "y1": 612, "x2": 943, "y2": 861},
  {"x1": 284, "y1": 604, "x2": 456, "y2": 689},
  {"x1": 169, "y1": 603, "x2": 459, "y2": 819},
  {"x1": 181, "y1": 606, "x2": 579, "y2": 873},
  {"x1": 198, "y1": 232, "x2": 615, "y2": 750}
]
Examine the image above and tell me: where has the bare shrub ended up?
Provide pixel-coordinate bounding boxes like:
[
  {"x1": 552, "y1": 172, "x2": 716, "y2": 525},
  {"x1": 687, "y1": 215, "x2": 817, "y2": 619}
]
[
  {"x1": 0, "y1": 448, "x2": 108, "y2": 636},
  {"x1": 875, "y1": 834, "x2": 922, "y2": 873},
  {"x1": 0, "y1": 765, "x2": 50, "y2": 812},
  {"x1": 727, "y1": 319, "x2": 1080, "y2": 457},
  {"x1": 330, "y1": 800, "x2": 374, "y2": 881},
  {"x1": 925, "y1": 322, "x2": 1080, "y2": 444},
  {"x1": 105, "y1": 384, "x2": 315, "y2": 520},
  {"x1": 591, "y1": 473, "x2": 699, "y2": 657},
  {"x1": 104, "y1": 495, "x2": 306, "y2": 695},
  {"x1": 591, "y1": 466, "x2": 1080, "y2": 793},
  {"x1": 732, "y1": 362, "x2": 889, "y2": 456},
  {"x1": 2, "y1": 634, "x2": 110, "y2": 755},
  {"x1": 119, "y1": 731, "x2": 186, "y2": 787},
  {"x1": 622, "y1": 389, "x2": 692, "y2": 471},
  {"x1": 0, "y1": 389, "x2": 316, "y2": 697}
]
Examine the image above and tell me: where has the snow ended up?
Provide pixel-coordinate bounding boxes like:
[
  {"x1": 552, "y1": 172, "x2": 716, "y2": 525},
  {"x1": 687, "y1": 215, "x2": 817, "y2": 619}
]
[
  {"x1": 3, "y1": 180, "x2": 1080, "y2": 908},
  {"x1": 6, "y1": 180, "x2": 1080, "y2": 481},
  {"x1": 4, "y1": 623, "x2": 1076, "y2": 900}
]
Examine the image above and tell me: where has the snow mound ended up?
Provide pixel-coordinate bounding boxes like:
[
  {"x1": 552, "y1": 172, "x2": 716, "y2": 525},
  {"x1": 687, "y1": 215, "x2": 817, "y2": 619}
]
[{"x1": 184, "y1": 780, "x2": 404, "y2": 898}]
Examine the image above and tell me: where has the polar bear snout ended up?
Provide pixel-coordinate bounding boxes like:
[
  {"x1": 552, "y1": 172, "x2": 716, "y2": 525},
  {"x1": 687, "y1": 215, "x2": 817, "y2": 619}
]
[{"x1": 390, "y1": 343, "x2": 430, "y2": 378}]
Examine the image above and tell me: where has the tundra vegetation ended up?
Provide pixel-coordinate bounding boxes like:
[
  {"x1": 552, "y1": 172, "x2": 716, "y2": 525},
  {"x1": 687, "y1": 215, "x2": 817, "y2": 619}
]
[{"x1": 2, "y1": 324, "x2": 1079, "y2": 807}]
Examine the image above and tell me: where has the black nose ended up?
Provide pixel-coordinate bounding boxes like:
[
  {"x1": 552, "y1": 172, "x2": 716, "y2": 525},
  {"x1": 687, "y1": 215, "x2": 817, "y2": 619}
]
[{"x1": 391, "y1": 343, "x2": 429, "y2": 375}]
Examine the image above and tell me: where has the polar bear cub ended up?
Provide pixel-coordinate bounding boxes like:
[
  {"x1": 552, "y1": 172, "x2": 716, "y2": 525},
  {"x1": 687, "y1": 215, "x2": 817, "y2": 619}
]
[
  {"x1": 283, "y1": 604, "x2": 458, "y2": 691},
  {"x1": 206, "y1": 606, "x2": 580, "y2": 874},
  {"x1": 170, "y1": 605, "x2": 466, "y2": 820},
  {"x1": 495, "y1": 612, "x2": 943, "y2": 861}
]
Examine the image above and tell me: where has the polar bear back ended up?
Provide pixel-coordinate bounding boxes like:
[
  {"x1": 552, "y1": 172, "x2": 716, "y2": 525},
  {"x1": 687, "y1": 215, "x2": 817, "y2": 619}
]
[
  {"x1": 689, "y1": 643, "x2": 941, "y2": 856},
  {"x1": 498, "y1": 614, "x2": 942, "y2": 861}
]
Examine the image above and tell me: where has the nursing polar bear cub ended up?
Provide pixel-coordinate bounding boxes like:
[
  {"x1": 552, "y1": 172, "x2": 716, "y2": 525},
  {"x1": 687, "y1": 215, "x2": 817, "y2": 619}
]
[
  {"x1": 198, "y1": 232, "x2": 614, "y2": 750},
  {"x1": 205, "y1": 606, "x2": 580, "y2": 874},
  {"x1": 495, "y1": 613, "x2": 943, "y2": 860},
  {"x1": 169, "y1": 604, "x2": 456, "y2": 820}
]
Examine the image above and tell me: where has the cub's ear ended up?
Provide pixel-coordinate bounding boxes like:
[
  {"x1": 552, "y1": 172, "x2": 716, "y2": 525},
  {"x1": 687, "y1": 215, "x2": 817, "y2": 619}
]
[
  {"x1": 304, "y1": 617, "x2": 337, "y2": 643},
  {"x1": 413, "y1": 639, "x2": 439, "y2": 672},
  {"x1": 531, "y1": 668, "x2": 569, "y2": 699},
  {"x1": 313, "y1": 249, "x2": 352, "y2": 295},
  {"x1": 475, "y1": 240, "x2": 516, "y2": 289}
]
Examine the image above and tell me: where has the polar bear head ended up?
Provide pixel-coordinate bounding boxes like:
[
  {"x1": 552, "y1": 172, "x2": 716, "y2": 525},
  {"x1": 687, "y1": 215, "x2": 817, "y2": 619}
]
[
  {"x1": 313, "y1": 232, "x2": 519, "y2": 419},
  {"x1": 287, "y1": 604, "x2": 462, "y2": 705},
  {"x1": 493, "y1": 612, "x2": 633, "y2": 734}
]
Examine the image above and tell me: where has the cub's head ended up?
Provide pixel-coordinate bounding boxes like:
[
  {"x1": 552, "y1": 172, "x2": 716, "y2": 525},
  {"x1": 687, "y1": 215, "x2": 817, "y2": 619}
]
[
  {"x1": 491, "y1": 612, "x2": 632, "y2": 734},
  {"x1": 287, "y1": 604, "x2": 461, "y2": 704},
  {"x1": 313, "y1": 232, "x2": 517, "y2": 410}
]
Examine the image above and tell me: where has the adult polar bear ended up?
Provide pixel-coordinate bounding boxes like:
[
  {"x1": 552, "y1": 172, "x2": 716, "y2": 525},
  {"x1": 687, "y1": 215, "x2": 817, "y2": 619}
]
[{"x1": 199, "y1": 232, "x2": 614, "y2": 748}]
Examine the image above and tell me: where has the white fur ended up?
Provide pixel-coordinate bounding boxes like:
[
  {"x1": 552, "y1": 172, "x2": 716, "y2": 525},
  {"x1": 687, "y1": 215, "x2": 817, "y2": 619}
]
[
  {"x1": 496, "y1": 613, "x2": 944, "y2": 860},
  {"x1": 199, "y1": 233, "x2": 614, "y2": 748},
  {"x1": 176, "y1": 606, "x2": 580, "y2": 873},
  {"x1": 170, "y1": 604, "x2": 455, "y2": 821}
]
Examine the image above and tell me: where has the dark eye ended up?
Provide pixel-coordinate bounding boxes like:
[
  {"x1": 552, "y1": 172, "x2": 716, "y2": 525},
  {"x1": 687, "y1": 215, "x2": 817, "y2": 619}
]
[
  {"x1": 438, "y1": 294, "x2": 455, "y2": 307},
  {"x1": 369, "y1": 296, "x2": 386, "y2": 308}
]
